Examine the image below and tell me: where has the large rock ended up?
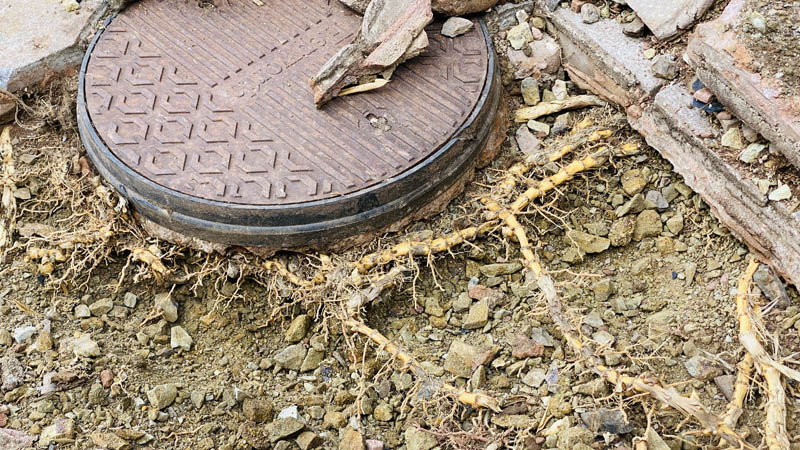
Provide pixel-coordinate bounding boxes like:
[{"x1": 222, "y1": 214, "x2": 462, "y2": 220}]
[
  {"x1": 0, "y1": 0, "x2": 108, "y2": 94},
  {"x1": 154, "y1": 293, "x2": 178, "y2": 322},
  {"x1": 274, "y1": 344, "x2": 307, "y2": 371},
  {"x1": 506, "y1": 34, "x2": 561, "y2": 79},
  {"x1": 404, "y1": 428, "x2": 438, "y2": 450},
  {"x1": 444, "y1": 340, "x2": 478, "y2": 378},
  {"x1": 147, "y1": 383, "x2": 177, "y2": 410},
  {"x1": 566, "y1": 230, "x2": 610, "y2": 254},
  {"x1": 339, "y1": 427, "x2": 365, "y2": 450},
  {"x1": 0, "y1": 357, "x2": 24, "y2": 392},
  {"x1": 39, "y1": 418, "x2": 75, "y2": 446}
]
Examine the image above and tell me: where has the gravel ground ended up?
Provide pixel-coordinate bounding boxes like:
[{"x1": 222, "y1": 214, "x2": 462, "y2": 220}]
[{"x1": 1, "y1": 1, "x2": 799, "y2": 449}]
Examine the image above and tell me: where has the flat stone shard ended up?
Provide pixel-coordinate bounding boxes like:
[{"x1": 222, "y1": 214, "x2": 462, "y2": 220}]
[
  {"x1": 0, "y1": 0, "x2": 107, "y2": 93},
  {"x1": 625, "y1": 0, "x2": 715, "y2": 41},
  {"x1": 310, "y1": 0, "x2": 433, "y2": 108},
  {"x1": 687, "y1": 0, "x2": 800, "y2": 170},
  {"x1": 78, "y1": 0, "x2": 499, "y2": 249}
]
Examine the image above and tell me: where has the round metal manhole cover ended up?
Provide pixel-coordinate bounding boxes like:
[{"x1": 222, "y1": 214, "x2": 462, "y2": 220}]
[{"x1": 77, "y1": 0, "x2": 499, "y2": 248}]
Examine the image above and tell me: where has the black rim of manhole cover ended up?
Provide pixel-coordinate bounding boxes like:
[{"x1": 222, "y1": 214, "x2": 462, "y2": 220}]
[{"x1": 77, "y1": 0, "x2": 500, "y2": 249}]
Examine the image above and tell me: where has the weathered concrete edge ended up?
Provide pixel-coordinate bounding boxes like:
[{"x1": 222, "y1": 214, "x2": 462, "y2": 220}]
[
  {"x1": 632, "y1": 86, "x2": 800, "y2": 285},
  {"x1": 536, "y1": 6, "x2": 651, "y2": 109},
  {"x1": 686, "y1": 1, "x2": 800, "y2": 170},
  {"x1": 539, "y1": 0, "x2": 800, "y2": 286},
  {"x1": 0, "y1": 2, "x2": 113, "y2": 124}
]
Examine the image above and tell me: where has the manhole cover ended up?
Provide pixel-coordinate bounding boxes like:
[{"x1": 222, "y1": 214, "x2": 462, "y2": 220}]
[{"x1": 77, "y1": 0, "x2": 499, "y2": 249}]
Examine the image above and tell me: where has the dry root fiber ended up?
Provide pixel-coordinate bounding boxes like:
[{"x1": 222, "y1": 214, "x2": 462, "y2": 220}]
[
  {"x1": 344, "y1": 311, "x2": 500, "y2": 411},
  {"x1": 0, "y1": 126, "x2": 16, "y2": 261},
  {"x1": 736, "y1": 259, "x2": 791, "y2": 450},
  {"x1": 482, "y1": 148, "x2": 748, "y2": 448},
  {"x1": 514, "y1": 95, "x2": 606, "y2": 122}
]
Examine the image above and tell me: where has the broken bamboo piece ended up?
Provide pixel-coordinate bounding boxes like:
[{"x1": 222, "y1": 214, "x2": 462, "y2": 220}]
[
  {"x1": 514, "y1": 95, "x2": 606, "y2": 122},
  {"x1": 735, "y1": 259, "x2": 791, "y2": 450},
  {"x1": 355, "y1": 221, "x2": 496, "y2": 273},
  {"x1": 500, "y1": 118, "x2": 603, "y2": 192}
]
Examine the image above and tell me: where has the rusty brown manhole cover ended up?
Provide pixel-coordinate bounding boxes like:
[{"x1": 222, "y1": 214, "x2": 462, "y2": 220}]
[{"x1": 77, "y1": 0, "x2": 499, "y2": 248}]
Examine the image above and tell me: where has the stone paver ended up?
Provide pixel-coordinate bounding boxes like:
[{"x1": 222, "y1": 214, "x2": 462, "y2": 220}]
[
  {"x1": 0, "y1": 0, "x2": 107, "y2": 93},
  {"x1": 687, "y1": 0, "x2": 800, "y2": 170}
]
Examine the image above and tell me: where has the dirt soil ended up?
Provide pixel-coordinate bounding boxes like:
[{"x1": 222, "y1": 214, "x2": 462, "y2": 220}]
[
  {"x1": 738, "y1": 0, "x2": 800, "y2": 96},
  {"x1": 1, "y1": 3, "x2": 799, "y2": 450}
]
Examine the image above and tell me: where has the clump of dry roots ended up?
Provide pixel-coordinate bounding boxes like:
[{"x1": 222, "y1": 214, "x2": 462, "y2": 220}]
[
  {"x1": 5, "y1": 96, "x2": 795, "y2": 447},
  {"x1": 258, "y1": 109, "x2": 793, "y2": 448}
]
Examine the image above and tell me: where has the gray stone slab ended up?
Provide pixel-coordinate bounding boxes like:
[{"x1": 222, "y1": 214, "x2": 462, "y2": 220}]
[
  {"x1": 687, "y1": 0, "x2": 800, "y2": 170},
  {"x1": 626, "y1": 0, "x2": 714, "y2": 41},
  {"x1": 0, "y1": 0, "x2": 108, "y2": 93},
  {"x1": 537, "y1": 4, "x2": 663, "y2": 110}
]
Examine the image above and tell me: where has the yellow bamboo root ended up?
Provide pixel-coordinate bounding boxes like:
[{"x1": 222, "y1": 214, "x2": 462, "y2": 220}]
[
  {"x1": 721, "y1": 353, "x2": 753, "y2": 431},
  {"x1": 0, "y1": 126, "x2": 16, "y2": 260},
  {"x1": 355, "y1": 221, "x2": 496, "y2": 274},
  {"x1": 736, "y1": 259, "x2": 791, "y2": 450},
  {"x1": 514, "y1": 95, "x2": 606, "y2": 122},
  {"x1": 500, "y1": 124, "x2": 611, "y2": 193},
  {"x1": 345, "y1": 318, "x2": 501, "y2": 412},
  {"x1": 482, "y1": 177, "x2": 748, "y2": 448},
  {"x1": 264, "y1": 260, "x2": 309, "y2": 287}
]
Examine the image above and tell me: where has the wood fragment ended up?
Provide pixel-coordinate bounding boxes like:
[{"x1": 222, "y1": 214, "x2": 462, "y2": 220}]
[
  {"x1": 338, "y1": 78, "x2": 389, "y2": 97},
  {"x1": 514, "y1": 95, "x2": 606, "y2": 122}
]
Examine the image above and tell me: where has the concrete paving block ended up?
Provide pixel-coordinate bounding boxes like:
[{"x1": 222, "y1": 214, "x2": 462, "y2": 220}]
[
  {"x1": 626, "y1": 0, "x2": 714, "y2": 41},
  {"x1": 538, "y1": 5, "x2": 663, "y2": 110},
  {"x1": 687, "y1": 0, "x2": 800, "y2": 170},
  {"x1": 0, "y1": 0, "x2": 108, "y2": 93}
]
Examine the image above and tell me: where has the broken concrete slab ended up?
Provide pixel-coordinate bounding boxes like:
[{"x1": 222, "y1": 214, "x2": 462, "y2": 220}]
[
  {"x1": 687, "y1": 0, "x2": 800, "y2": 170},
  {"x1": 0, "y1": 0, "x2": 108, "y2": 93},
  {"x1": 626, "y1": 0, "x2": 715, "y2": 41},
  {"x1": 631, "y1": 85, "x2": 800, "y2": 286},
  {"x1": 535, "y1": 5, "x2": 663, "y2": 109},
  {"x1": 538, "y1": 0, "x2": 800, "y2": 286},
  {"x1": 310, "y1": 0, "x2": 433, "y2": 107}
]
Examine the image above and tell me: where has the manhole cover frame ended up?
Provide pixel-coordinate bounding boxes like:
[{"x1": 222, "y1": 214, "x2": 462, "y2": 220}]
[{"x1": 77, "y1": 9, "x2": 500, "y2": 249}]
